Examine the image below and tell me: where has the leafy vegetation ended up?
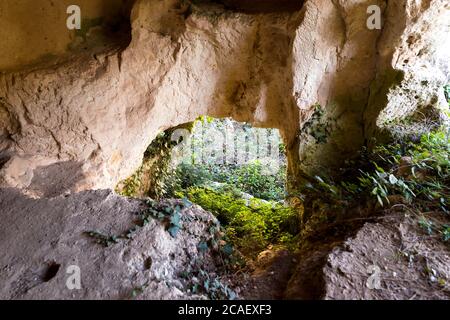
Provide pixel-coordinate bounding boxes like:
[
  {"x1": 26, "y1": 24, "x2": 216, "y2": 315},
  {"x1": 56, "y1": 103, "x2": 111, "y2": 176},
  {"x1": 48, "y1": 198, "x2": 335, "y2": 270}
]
[
  {"x1": 179, "y1": 187, "x2": 299, "y2": 255},
  {"x1": 85, "y1": 198, "x2": 194, "y2": 247},
  {"x1": 172, "y1": 161, "x2": 286, "y2": 201},
  {"x1": 180, "y1": 260, "x2": 238, "y2": 300},
  {"x1": 115, "y1": 117, "x2": 294, "y2": 260},
  {"x1": 116, "y1": 127, "x2": 187, "y2": 199},
  {"x1": 299, "y1": 126, "x2": 449, "y2": 244}
]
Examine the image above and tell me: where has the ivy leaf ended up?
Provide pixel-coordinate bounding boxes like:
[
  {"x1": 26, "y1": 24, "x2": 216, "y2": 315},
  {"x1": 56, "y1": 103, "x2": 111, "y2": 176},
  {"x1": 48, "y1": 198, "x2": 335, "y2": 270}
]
[
  {"x1": 198, "y1": 241, "x2": 209, "y2": 252},
  {"x1": 168, "y1": 225, "x2": 180, "y2": 238},
  {"x1": 227, "y1": 288, "x2": 237, "y2": 300},
  {"x1": 170, "y1": 212, "x2": 181, "y2": 227},
  {"x1": 221, "y1": 243, "x2": 233, "y2": 255},
  {"x1": 442, "y1": 225, "x2": 450, "y2": 242},
  {"x1": 182, "y1": 197, "x2": 193, "y2": 208}
]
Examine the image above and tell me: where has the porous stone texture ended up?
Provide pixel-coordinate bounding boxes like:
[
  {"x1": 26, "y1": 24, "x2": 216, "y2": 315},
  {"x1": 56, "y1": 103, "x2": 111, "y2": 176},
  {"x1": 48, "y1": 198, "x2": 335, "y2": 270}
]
[
  {"x1": 0, "y1": 0, "x2": 449, "y2": 195},
  {"x1": 323, "y1": 214, "x2": 450, "y2": 300},
  {"x1": 0, "y1": 188, "x2": 223, "y2": 300},
  {"x1": 364, "y1": 0, "x2": 450, "y2": 140}
]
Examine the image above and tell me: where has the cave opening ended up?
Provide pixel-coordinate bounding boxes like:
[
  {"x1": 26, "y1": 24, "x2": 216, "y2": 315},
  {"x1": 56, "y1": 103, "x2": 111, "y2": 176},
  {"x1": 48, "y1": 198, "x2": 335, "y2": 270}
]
[{"x1": 116, "y1": 116, "x2": 301, "y2": 257}]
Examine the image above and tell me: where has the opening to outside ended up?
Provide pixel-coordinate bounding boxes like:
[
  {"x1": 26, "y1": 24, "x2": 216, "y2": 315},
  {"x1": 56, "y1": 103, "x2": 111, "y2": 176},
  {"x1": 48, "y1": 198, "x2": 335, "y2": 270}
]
[{"x1": 116, "y1": 117, "x2": 299, "y2": 256}]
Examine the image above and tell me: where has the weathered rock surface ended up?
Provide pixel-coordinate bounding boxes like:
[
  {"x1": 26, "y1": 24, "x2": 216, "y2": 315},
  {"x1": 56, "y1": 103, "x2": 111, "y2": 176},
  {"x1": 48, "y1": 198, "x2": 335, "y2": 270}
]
[
  {"x1": 0, "y1": 188, "x2": 224, "y2": 300},
  {"x1": 323, "y1": 214, "x2": 450, "y2": 300},
  {"x1": 285, "y1": 211, "x2": 450, "y2": 300},
  {"x1": 0, "y1": 0, "x2": 448, "y2": 195},
  {"x1": 2, "y1": 186, "x2": 448, "y2": 300}
]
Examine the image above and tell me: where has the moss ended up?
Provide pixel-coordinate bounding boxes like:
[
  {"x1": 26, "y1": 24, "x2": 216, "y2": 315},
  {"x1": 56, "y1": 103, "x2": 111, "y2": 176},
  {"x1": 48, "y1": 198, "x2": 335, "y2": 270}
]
[{"x1": 181, "y1": 187, "x2": 300, "y2": 256}]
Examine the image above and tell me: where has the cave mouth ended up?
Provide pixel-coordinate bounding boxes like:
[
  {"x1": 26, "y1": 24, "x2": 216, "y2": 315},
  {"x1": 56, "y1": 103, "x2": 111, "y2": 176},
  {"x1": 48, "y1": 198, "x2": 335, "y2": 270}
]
[
  {"x1": 116, "y1": 116, "x2": 288, "y2": 202},
  {"x1": 115, "y1": 117, "x2": 299, "y2": 257},
  {"x1": 169, "y1": 117, "x2": 288, "y2": 201}
]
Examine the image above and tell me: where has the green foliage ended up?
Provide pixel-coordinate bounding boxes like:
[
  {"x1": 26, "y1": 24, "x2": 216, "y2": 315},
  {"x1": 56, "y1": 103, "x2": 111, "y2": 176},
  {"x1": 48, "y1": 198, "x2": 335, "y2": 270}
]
[
  {"x1": 172, "y1": 161, "x2": 286, "y2": 201},
  {"x1": 85, "y1": 231, "x2": 119, "y2": 247},
  {"x1": 180, "y1": 264, "x2": 237, "y2": 300},
  {"x1": 304, "y1": 127, "x2": 449, "y2": 211},
  {"x1": 144, "y1": 131, "x2": 182, "y2": 199},
  {"x1": 358, "y1": 170, "x2": 416, "y2": 206},
  {"x1": 443, "y1": 225, "x2": 450, "y2": 242},
  {"x1": 300, "y1": 104, "x2": 335, "y2": 144},
  {"x1": 419, "y1": 217, "x2": 434, "y2": 235},
  {"x1": 115, "y1": 129, "x2": 184, "y2": 199},
  {"x1": 373, "y1": 129, "x2": 449, "y2": 211},
  {"x1": 300, "y1": 127, "x2": 449, "y2": 244},
  {"x1": 444, "y1": 84, "x2": 450, "y2": 105},
  {"x1": 85, "y1": 198, "x2": 194, "y2": 248},
  {"x1": 144, "y1": 198, "x2": 194, "y2": 238},
  {"x1": 182, "y1": 187, "x2": 299, "y2": 255},
  {"x1": 172, "y1": 162, "x2": 214, "y2": 191},
  {"x1": 116, "y1": 117, "x2": 293, "y2": 258},
  {"x1": 131, "y1": 282, "x2": 149, "y2": 299}
]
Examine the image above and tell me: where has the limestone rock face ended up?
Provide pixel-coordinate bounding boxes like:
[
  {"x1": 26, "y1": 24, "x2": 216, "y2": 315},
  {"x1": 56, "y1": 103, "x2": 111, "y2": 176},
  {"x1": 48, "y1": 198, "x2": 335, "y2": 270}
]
[
  {"x1": 0, "y1": 0, "x2": 448, "y2": 195},
  {"x1": 322, "y1": 214, "x2": 450, "y2": 300},
  {"x1": 365, "y1": 0, "x2": 450, "y2": 140},
  {"x1": 0, "y1": 188, "x2": 223, "y2": 300},
  {"x1": 0, "y1": 0, "x2": 134, "y2": 71}
]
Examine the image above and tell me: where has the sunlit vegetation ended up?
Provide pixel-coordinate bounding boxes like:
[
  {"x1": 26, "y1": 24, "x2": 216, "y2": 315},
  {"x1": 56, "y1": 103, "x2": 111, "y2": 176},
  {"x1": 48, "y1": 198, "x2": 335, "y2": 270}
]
[
  {"x1": 117, "y1": 87, "x2": 450, "y2": 261},
  {"x1": 300, "y1": 124, "x2": 449, "y2": 244},
  {"x1": 116, "y1": 117, "x2": 298, "y2": 257}
]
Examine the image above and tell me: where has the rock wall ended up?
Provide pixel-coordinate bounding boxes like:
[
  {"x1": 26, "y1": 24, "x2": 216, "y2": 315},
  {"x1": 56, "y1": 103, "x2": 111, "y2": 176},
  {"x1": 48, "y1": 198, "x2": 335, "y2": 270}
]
[
  {"x1": 0, "y1": 0, "x2": 448, "y2": 196},
  {"x1": 0, "y1": 188, "x2": 226, "y2": 299},
  {"x1": 0, "y1": 0, "x2": 134, "y2": 72}
]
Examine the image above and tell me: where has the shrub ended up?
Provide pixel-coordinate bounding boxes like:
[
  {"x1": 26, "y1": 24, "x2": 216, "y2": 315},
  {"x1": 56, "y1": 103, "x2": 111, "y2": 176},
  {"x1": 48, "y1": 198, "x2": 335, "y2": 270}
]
[
  {"x1": 300, "y1": 126, "x2": 449, "y2": 244},
  {"x1": 171, "y1": 161, "x2": 286, "y2": 201}
]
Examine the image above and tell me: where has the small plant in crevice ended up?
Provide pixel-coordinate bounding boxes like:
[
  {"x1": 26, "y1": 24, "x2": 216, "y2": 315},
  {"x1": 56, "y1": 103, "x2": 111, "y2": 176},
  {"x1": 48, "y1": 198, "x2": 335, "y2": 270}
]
[
  {"x1": 299, "y1": 103, "x2": 335, "y2": 144},
  {"x1": 180, "y1": 187, "x2": 300, "y2": 256},
  {"x1": 84, "y1": 231, "x2": 120, "y2": 247},
  {"x1": 130, "y1": 282, "x2": 149, "y2": 299}
]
